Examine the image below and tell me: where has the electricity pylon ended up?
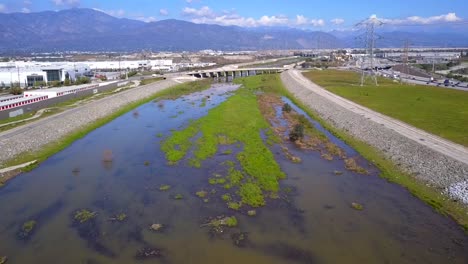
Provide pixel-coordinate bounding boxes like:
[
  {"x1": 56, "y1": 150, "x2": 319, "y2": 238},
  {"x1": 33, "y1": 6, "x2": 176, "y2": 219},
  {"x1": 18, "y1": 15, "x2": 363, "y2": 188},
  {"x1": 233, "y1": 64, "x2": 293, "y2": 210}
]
[{"x1": 356, "y1": 17, "x2": 383, "y2": 86}]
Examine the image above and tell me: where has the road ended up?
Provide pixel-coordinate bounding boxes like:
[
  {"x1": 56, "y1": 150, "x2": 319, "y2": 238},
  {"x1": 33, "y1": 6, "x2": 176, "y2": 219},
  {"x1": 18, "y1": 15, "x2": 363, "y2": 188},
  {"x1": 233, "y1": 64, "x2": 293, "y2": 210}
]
[
  {"x1": 379, "y1": 70, "x2": 468, "y2": 91},
  {"x1": 286, "y1": 69, "x2": 468, "y2": 166}
]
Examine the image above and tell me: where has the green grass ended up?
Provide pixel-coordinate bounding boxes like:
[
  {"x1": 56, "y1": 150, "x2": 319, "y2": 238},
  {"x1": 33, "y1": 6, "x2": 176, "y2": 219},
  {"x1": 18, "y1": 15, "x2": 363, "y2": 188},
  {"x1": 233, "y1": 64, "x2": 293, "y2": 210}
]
[
  {"x1": 139, "y1": 77, "x2": 164, "y2": 86},
  {"x1": 0, "y1": 111, "x2": 35, "y2": 125},
  {"x1": 1, "y1": 80, "x2": 212, "y2": 172},
  {"x1": 303, "y1": 70, "x2": 468, "y2": 146}
]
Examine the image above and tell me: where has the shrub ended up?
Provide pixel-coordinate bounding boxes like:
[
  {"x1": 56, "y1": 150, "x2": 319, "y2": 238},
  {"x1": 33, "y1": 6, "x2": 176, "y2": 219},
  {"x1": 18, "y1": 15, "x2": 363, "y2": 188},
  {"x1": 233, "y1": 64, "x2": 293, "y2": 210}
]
[
  {"x1": 289, "y1": 124, "x2": 304, "y2": 142},
  {"x1": 282, "y1": 103, "x2": 292, "y2": 112},
  {"x1": 10, "y1": 86, "x2": 23, "y2": 95}
]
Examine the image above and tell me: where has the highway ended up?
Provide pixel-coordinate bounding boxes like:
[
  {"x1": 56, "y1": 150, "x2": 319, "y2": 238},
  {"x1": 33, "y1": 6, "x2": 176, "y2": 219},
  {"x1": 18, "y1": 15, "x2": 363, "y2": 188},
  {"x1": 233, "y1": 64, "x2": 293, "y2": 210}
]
[{"x1": 378, "y1": 70, "x2": 468, "y2": 91}]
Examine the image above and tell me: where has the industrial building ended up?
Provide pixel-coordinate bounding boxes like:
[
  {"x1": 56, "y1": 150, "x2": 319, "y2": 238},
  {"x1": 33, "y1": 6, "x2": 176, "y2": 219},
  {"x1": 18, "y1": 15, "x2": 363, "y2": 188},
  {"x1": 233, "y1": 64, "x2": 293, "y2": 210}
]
[{"x1": 0, "y1": 62, "x2": 91, "y2": 87}]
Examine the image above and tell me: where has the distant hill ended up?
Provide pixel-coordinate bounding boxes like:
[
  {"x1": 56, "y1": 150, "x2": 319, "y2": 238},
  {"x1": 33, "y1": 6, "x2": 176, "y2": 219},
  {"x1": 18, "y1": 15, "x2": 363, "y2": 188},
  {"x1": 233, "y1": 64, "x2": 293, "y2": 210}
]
[
  {"x1": 0, "y1": 8, "x2": 340, "y2": 53},
  {"x1": 0, "y1": 8, "x2": 466, "y2": 53}
]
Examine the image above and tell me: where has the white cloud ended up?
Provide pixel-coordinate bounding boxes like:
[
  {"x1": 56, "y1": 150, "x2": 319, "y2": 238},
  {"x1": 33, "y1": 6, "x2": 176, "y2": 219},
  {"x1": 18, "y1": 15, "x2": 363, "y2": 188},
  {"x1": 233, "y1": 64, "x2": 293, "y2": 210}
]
[
  {"x1": 136, "y1": 16, "x2": 157, "y2": 23},
  {"x1": 258, "y1": 15, "x2": 289, "y2": 26},
  {"x1": 92, "y1": 8, "x2": 125, "y2": 17},
  {"x1": 370, "y1": 13, "x2": 462, "y2": 25},
  {"x1": 182, "y1": 6, "x2": 215, "y2": 18},
  {"x1": 0, "y1": 4, "x2": 6, "y2": 13},
  {"x1": 159, "y1": 9, "x2": 169, "y2": 16},
  {"x1": 21, "y1": 7, "x2": 30, "y2": 13},
  {"x1": 51, "y1": 0, "x2": 80, "y2": 7},
  {"x1": 182, "y1": 7, "x2": 325, "y2": 28},
  {"x1": 331, "y1": 18, "x2": 344, "y2": 25}
]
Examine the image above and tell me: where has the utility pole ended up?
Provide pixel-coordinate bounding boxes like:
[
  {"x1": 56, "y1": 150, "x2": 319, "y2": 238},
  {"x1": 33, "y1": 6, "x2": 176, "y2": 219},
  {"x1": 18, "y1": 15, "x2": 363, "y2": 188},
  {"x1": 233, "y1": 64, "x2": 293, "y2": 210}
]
[
  {"x1": 17, "y1": 66, "x2": 20, "y2": 88},
  {"x1": 403, "y1": 39, "x2": 409, "y2": 77},
  {"x1": 356, "y1": 17, "x2": 383, "y2": 86},
  {"x1": 118, "y1": 53, "x2": 121, "y2": 79}
]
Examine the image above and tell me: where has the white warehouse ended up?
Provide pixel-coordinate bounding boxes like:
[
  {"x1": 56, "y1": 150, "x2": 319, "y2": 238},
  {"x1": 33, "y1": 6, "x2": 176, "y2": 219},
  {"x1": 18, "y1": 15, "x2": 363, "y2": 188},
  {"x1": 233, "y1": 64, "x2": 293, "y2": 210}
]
[{"x1": 0, "y1": 62, "x2": 91, "y2": 87}]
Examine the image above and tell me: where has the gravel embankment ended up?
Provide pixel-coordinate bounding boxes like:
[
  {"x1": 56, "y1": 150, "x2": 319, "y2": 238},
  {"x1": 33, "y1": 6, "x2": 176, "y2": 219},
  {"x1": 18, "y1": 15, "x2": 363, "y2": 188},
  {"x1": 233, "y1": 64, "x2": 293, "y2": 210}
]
[
  {"x1": 0, "y1": 79, "x2": 178, "y2": 167},
  {"x1": 281, "y1": 70, "x2": 468, "y2": 204}
]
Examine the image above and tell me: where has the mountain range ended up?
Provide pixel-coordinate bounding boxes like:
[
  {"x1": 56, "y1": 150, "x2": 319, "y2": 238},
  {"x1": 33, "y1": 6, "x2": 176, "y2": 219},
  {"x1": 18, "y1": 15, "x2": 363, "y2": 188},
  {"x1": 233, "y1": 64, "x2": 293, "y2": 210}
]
[{"x1": 0, "y1": 8, "x2": 467, "y2": 54}]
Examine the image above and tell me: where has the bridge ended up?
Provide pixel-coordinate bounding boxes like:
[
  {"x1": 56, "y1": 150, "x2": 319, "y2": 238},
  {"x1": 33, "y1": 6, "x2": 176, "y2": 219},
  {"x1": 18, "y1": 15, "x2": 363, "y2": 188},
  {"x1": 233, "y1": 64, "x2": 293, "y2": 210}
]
[{"x1": 187, "y1": 67, "x2": 287, "y2": 79}]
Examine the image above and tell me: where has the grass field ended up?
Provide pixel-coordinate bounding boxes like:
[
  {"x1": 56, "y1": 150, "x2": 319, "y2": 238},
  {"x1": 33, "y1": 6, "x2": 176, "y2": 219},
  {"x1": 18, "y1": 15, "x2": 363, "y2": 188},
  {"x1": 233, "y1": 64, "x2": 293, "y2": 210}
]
[{"x1": 303, "y1": 70, "x2": 468, "y2": 146}]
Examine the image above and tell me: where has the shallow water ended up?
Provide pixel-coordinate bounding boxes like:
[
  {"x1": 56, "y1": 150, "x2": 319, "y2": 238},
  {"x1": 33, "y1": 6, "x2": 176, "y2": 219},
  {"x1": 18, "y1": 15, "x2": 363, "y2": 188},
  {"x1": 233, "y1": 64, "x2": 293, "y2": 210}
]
[{"x1": 0, "y1": 83, "x2": 466, "y2": 264}]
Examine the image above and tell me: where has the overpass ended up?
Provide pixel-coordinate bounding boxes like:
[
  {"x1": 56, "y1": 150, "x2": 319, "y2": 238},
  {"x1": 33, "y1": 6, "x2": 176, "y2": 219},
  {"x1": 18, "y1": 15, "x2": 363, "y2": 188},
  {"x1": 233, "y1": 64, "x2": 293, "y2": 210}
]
[{"x1": 187, "y1": 67, "x2": 287, "y2": 79}]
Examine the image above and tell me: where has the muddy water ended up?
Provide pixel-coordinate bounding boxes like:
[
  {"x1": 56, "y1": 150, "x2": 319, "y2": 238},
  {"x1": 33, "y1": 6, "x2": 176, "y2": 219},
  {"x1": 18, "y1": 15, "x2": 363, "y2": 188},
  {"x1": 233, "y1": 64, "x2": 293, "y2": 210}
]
[{"x1": 0, "y1": 84, "x2": 466, "y2": 264}]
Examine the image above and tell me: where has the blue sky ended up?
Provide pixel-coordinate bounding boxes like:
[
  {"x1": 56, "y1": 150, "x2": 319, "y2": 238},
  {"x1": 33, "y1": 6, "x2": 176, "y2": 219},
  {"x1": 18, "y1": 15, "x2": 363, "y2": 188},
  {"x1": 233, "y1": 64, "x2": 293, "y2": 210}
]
[{"x1": 0, "y1": 0, "x2": 466, "y2": 30}]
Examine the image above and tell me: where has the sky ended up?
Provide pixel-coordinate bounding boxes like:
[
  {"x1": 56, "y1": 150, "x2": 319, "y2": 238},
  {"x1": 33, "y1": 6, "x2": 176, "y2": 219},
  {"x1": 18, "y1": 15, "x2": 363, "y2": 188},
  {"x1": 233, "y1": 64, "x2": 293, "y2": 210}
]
[{"x1": 0, "y1": 0, "x2": 466, "y2": 30}]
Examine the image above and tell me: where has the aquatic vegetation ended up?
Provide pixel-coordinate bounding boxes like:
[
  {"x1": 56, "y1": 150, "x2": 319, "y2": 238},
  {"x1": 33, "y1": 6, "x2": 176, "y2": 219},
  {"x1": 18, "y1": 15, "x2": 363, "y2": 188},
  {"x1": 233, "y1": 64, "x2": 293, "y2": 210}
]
[
  {"x1": 22, "y1": 220, "x2": 36, "y2": 233},
  {"x1": 269, "y1": 192, "x2": 280, "y2": 199},
  {"x1": 344, "y1": 158, "x2": 368, "y2": 175},
  {"x1": 228, "y1": 202, "x2": 242, "y2": 210},
  {"x1": 116, "y1": 213, "x2": 127, "y2": 222},
  {"x1": 221, "y1": 149, "x2": 233, "y2": 155},
  {"x1": 351, "y1": 202, "x2": 364, "y2": 210},
  {"x1": 239, "y1": 182, "x2": 265, "y2": 207},
  {"x1": 325, "y1": 142, "x2": 345, "y2": 157},
  {"x1": 209, "y1": 177, "x2": 226, "y2": 185},
  {"x1": 222, "y1": 194, "x2": 232, "y2": 201},
  {"x1": 289, "y1": 124, "x2": 305, "y2": 142},
  {"x1": 225, "y1": 216, "x2": 238, "y2": 227},
  {"x1": 203, "y1": 198, "x2": 209, "y2": 203},
  {"x1": 321, "y1": 153, "x2": 333, "y2": 161},
  {"x1": 231, "y1": 232, "x2": 249, "y2": 247},
  {"x1": 200, "y1": 97, "x2": 207, "y2": 107},
  {"x1": 203, "y1": 216, "x2": 238, "y2": 228},
  {"x1": 227, "y1": 168, "x2": 243, "y2": 186},
  {"x1": 282, "y1": 103, "x2": 292, "y2": 113},
  {"x1": 174, "y1": 194, "x2": 184, "y2": 200},
  {"x1": 247, "y1": 210, "x2": 257, "y2": 216},
  {"x1": 162, "y1": 85, "x2": 285, "y2": 199},
  {"x1": 74, "y1": 209, "x2": 97, "y2": 223},
  {"x1": 196, "y1": 190, "x2": 208, "y2": 198},
  {"x1": 144, "y1": 161, "x2": 150, "y2": 166},
  {"x1": 334, "y1": 170, "x2": 343, "y2": 175},
  {"x1": 17, "y1": 220, "x2": 37, "y2": 240},
  {"x1": 102, "y1": 149, "x2": 113, "y2": 162},
  {"x1": 150, "y1": 223, "x2": 164, "y2": 232},
  {"x1": 159, "y1": 185, "x2": 171, "y2": 191},
  {"x1": 135, "y1": 247, "x2": 162, "y2": 260},
  {"x1": 156, "y1": 132, "x2": 164, "y2": 138}
]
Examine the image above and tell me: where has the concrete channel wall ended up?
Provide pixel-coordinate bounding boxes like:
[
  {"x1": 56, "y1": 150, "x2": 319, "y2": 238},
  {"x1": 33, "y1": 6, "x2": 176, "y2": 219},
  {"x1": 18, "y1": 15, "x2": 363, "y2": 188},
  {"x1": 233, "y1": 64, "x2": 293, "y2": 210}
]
[
  {"x1": 0, "y1": 79, "x2": 178, "y2": 167},
  {"x1": 0, "y1": 82, "x2": 125, "y2": 120},
  {"x1": 280, "y1": 71, "x2": 468, "y2": 202}
]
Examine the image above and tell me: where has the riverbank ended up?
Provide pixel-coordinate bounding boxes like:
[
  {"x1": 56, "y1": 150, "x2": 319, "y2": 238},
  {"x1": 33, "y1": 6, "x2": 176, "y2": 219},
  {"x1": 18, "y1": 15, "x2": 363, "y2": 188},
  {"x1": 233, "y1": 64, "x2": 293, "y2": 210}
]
[
  {"x1": 280, "y1": 70, "x2": 468, "y2": 231},
  {"x1": 0, "y1": 79, "x2": 211, "y2": 185}
]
